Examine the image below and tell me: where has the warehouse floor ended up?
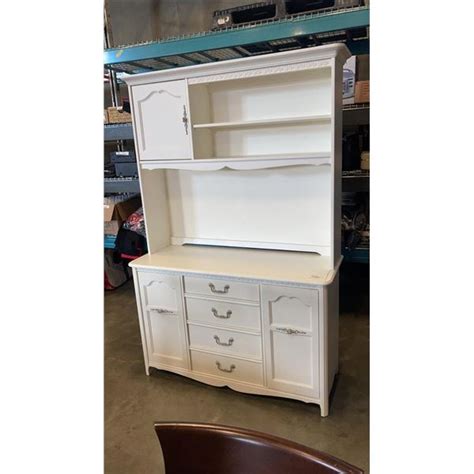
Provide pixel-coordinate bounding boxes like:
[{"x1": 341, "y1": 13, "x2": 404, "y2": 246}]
[{"x1": 105, "y1": 273, "x2": 369, "y2": 473}]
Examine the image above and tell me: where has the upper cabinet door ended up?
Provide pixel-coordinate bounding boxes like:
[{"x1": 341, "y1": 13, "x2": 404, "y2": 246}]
[{"x1": 131, "y1": 79, "x2": 192, "y2": 161}]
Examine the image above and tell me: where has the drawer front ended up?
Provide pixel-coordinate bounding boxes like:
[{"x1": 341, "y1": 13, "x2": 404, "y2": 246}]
[
  {"x1": 186, "y1": 297, "x2": 261, "y2": 332},
  {"x1": 188, "y1": 325, "x2": 262, "y2": 360},
  {"x1": 184, "y1": 276, "x2": 259, "y2": 302},
  {"x1": 191, "y1": 350, "x2": 263, "y2": 386}
]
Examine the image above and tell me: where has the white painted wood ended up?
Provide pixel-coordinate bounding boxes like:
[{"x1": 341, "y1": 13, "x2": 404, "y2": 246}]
[
  {"x1": 123, "y1": 44, "x2": 350, "y2": 87},
  {"x1": 140, "y1": 155, "x2": 330, "y2": 171},
  {"x1": 261, "y1": 285, "x2": 320, "y2": 398},
  {"x1": 327, "y1": 275, "x2": 339, "y2": 395},
  {"x1": 188, "y1": 324, "x2": 262, "y2": 360},
  {"x1": 188, "y1": 68, "x2": 332, "y2": 160},
  {"x1": 138, "y1": 168, "x2": 171, "y2": 253},
  {"x1": 194, "y1": 68, "x2": 331, "y2": 123},
  {"x1": 190, "y1": 350, "x2": 264, "y2": 386},
  {"x1": 137, "y1": 272, "x2": 188, "y2": 369},
  {"x1": 192, "y1": 115, "x2": 331, "y2": 129},
  {"x1": 187, "y1": 82, "x2": 214, "y2": 160},
  {"x1": 185, "y1": 296, "x2": 261, "y2": 332},
  {"x1": 126, "y1": 45, "x2": 349, "y2": 416},
  {"x1": 131, "y1": 268, "x2": 150, "y2": 376},
  {"x1": 166, "y1": 166, "x2": 331, "y2": 254},
  {"x1": 187, "y1": 59, "x2": 333, "y2": 85},
  {"x1": 147, "y1": 360, "x2": 321, "y2": 405},
  {"x1": 208, "y1": 122, "x2": 330, "y2": 159},
  {"x1": 130, "y1": 245, "x2": 341, "y2": 287},
  {"x1": 131, "y1": 79, "x2": 191, "y2": 161},
  {"x1": 184, "y1": 275, "x2": 259, "y2": 302},
  {"x1": 331, "y1": 58, "x2": 343, "y2": 268},
  {"x1": 171, "y1": 237, "x2": 329, "y2": 255}
]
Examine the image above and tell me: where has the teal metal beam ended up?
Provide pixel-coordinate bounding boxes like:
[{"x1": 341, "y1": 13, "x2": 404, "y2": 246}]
[{"x1": 104, "y1": 7, "x2": 369, "y2": 67}]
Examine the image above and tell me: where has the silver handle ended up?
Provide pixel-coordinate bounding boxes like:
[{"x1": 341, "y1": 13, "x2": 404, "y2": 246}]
[
  {"x1": 274, "y1": 327, "x2": 307, "y2": 335},
  {"x1": 209, "y1": 283, "x2": 230, "y2": 294},
  {"x1": 216, "y1": 361, "x2": 236, "y2": 373},
  {"x1": 151, "y1": 308, "x2": 176, "y2": 315},
  {"x1": 214, "y1": 335, "x2": 234, "y2": 347},
  {"x1": 182, "y1": 105, "x2": 188, "y2": 135},
  {"x1": 211, "y1": 308, "x2": 232, "y2": 319}
]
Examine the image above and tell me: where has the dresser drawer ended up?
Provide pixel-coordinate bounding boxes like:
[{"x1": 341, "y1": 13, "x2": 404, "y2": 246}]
[
  {"x1": 186, "y1": 297, "x2": 261, "y2": 332},
  {"x1": 188, "y1": 324, "x2": 262, "y2": 360},
  {"x1": 184, "y1": 276, "x2": 259, "y2": 302},
  {"x1": 191, "y1": 350, "x2": 263, "y2": 386}
]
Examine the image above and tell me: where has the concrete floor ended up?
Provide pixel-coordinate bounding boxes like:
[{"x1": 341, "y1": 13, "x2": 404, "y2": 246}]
[{"x1": 105, "y1": 276, "x2": 369, "y2": 473}]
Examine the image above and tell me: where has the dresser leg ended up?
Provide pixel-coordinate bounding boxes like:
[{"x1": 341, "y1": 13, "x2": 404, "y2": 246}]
[
  {"x1": 145, "y1": 365, "x2": 150, "y2": 376},
  {"x1": 320, "y1": 401, "x2": 329, "y2": 417}
]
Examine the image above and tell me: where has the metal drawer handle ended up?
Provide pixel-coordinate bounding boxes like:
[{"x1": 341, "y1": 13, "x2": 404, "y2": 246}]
[
  {"x1": 274, "y1": 327, "x2": 307, "y2": 336},
  {"x1": 216, "y1": 361, "x2": 236, "y2": 373},
  {"x1": 211, "y1": 308, "x2": 232, "y2": 319},
  {"x1": 209, "y1": 283, "x2": 230, "y2": 294},
  {"x1": 151, "y1": 308, "x2": 176, "y2": 315},
  {"x1": 214, "y1": 335, "x2": 234, "y2": 346},
  {"x1": 182, "y1": 105, "x2": 188, "y2": 135}
]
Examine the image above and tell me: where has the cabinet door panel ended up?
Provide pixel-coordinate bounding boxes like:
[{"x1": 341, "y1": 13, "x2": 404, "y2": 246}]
[
  {"x1": 131, "y1": 79, "x2": 191, "y2": 161},
  {"x1": 262, "y1": 285, "x2": 319, "y2": 398},
  {"x1": 138, "y1": 272, "x2": 188, "y2": 369}
]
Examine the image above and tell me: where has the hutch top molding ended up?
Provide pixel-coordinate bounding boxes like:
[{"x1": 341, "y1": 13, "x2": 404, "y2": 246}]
[{"x1": 123, "y1": 44, "x2": 350, "y2": 86}]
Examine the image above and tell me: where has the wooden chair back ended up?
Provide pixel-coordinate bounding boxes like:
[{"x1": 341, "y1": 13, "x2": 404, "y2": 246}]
[{"x1": 154, "y1": 422, "x2": 363, "y2": 474}]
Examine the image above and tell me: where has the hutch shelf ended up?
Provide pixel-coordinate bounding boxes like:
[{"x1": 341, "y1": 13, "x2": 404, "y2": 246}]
[{"x1": 124, "y1": 43, "x2": 350, "y2": 416}]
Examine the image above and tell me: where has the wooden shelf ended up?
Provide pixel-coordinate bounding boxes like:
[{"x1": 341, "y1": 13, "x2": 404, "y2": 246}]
[
  {"x1": 130, "y1": 245, "x2": 341, "y2": 286},
  {"x1": 193, "y1": 115, "x2": 331, "y2": 130},
  {"x1": 140, "y1": 153, "x2": 331, "y2": 170}
]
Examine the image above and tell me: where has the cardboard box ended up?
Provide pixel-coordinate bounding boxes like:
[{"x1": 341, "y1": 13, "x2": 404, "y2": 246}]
[
  {"x1": 104, "y1": 220, "x2": 121, "y2": 236},
  {"x1": 342, "y1": 56, "x2": 356, "y2": 105},
  {"x1": 106, "y1": 107, "x2": 132, "y2": 124},
  {"x1": 356, "y1": 55, "x2": 370, "y2": 82},
  {"x1": 104, "y1": 195, "x2": 141, "y2": 236},
  {"x1": 355, "y1": 81, "x2": 370, "y2": 104}
]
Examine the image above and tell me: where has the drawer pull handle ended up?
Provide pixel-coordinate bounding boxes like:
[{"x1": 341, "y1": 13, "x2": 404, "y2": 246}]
[
  {"x1": 275, "y1": 327, "x2": 306, "y2": 335},
  {"x1": 182, "y1": 105, "x2": 189, "y2": 135},
  {"x1": 214, "y1": 335, "x2": 234, "y2": 346},
  {"x1": 216, "y1": 361, "x2": 236, "y2": 373},
  {"x1": 151, "y1": 308, "x2": 176, "y2": 315},
  {"x1": 209, "y1": 283, "x2": 230, "y2": 294},
  {"x1": 211, "y1": 308, "x2": 232, "y2": 319}
]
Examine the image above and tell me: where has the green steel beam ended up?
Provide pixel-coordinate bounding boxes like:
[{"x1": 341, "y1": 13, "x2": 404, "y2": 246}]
[{"x1": 104, "y1": 7, "x2": 369, "y2": 67}]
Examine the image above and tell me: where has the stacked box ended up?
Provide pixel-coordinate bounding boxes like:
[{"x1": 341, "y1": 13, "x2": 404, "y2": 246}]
[{"x1": 106, "y1": 107, "x2": 132, "y2": 124}]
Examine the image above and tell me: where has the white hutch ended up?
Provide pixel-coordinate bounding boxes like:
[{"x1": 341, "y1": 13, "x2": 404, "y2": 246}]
[{"x1": 124, "y1": 43, "x2": 350, "y2": 416}]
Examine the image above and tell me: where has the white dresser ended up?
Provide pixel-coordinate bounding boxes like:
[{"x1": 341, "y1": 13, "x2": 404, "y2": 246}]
[{"x1": 124, "y1": 43, "x2": 350, "y2": 416}]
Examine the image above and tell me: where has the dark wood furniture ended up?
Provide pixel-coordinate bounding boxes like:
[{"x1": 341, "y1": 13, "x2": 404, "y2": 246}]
[{"x1": 154, "y1": 422, "x2": 364, "y2": 474}]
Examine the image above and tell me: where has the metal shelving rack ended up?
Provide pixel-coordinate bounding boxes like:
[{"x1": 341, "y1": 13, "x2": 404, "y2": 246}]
[
  {"x1": 104, "y1": 177, "x2": 140, "y2": 194},
  {"x1": 104, "y1": 6, "x2": 369, "y2": 74},
  {"x1": 104, "y1": 123, "x2": 134, "y2": 141}
]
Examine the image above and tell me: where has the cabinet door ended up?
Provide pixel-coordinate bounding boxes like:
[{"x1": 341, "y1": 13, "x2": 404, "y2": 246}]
[
  {"x1": 131, "y1": 79, "x2": 191, "y2": 161},
  {"x1": 138, "y1": 272, "x2": 188, "y2": 369},
  {"x1": 261, "y1": 285, "x2": 320, "y2": 398}
]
